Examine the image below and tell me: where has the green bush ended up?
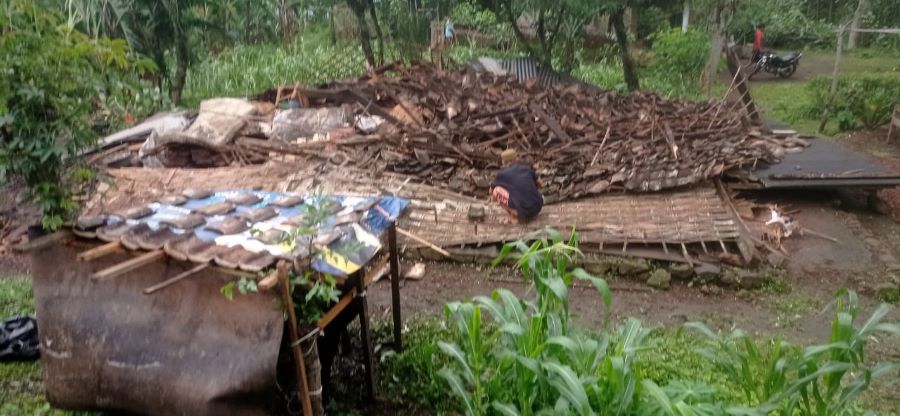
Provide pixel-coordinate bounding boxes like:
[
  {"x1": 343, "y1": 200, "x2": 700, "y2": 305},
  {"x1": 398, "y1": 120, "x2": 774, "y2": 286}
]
[
  {"x1": 182, "y1": 42, "x2": 366, "y2": 106},
  {"x1": 809, "y1": 74, "x2": 900, "y2": 131},
  {"x1": 0, "y1": 1, "x2": 157, "y2": 230},
  {"x1": 636, "y1": 6, "x2": 671, "y2": 41},
  {"x1": 650, "y1": 29, "x2": 709, "y2": 78}
]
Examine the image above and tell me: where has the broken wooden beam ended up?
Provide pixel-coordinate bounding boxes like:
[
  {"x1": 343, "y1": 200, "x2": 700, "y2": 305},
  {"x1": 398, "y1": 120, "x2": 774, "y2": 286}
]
[
  {"x1": 143, "y1": 263, "x2": 210, "y2": 294},
  {"x1": 396, "y1": 227, "x2": 450, "y2": 257},
  {"x1": 77, "y1": 241, "x2": 123, "y2": 262},
  {"x1": 92, "y1": 250, "x2": 166, "y2": 281}
]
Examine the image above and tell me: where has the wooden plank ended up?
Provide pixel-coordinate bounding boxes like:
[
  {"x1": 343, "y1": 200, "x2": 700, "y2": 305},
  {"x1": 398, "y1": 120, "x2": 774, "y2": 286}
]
[
  {"x1": 724, "y1": 46, "x2": 761, "y2": 125},
  {"x1": 316, "y1": 289, "x2": 356, "y2": 331},
  {"x1": 257, "y1": 270, "x2": 280, "y2": 291},
  {"x1": 714, "y1": 180, "x2": 758, "y2": 265},
  {"x1": 388, "y1": 225, "x2": 403, "y2": 351},
  {"x1": 363, "y1": 253, "x2": 391, "y2": 287},
  {"x1": 396, "y1": 227, "x2": 450, "y2": 257},
  {"x1": 143, "y1": 263, "x2": 209, "y2": 294},
  {"x1": 92, "y1": 250, "x2": 166, "y2": 281},
  {"x1": 13, "y1": 230, "x2": 73, "y2": 253},
  {"x1": 213, "y1": 266, "x2": 258, "y2": 279},
  {"x1": 77, "y1": 242, "x2": 123, "y2": 262},
  {"x1": 278, "y1": 261, "x2": 314, "y2": 416}
]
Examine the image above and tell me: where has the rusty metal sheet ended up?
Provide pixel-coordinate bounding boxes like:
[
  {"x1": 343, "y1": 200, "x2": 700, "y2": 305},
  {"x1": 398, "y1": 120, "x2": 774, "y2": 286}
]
[
  {"x1": 729, "y1": 137, "x2": 900, "y2": 189},
  {"x1": 31, "y1": 242, "x2": 284, "y2": 416}
]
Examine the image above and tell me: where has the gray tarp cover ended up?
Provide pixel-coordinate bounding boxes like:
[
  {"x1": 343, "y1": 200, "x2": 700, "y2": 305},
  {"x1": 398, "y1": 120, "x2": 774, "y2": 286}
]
[{"x1": 31, "y1": 242, "x2": 284, "y2": 416}]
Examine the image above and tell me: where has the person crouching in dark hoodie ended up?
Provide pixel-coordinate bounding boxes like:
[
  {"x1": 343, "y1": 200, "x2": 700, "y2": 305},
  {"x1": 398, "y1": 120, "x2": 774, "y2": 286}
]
[{"x1": 490, "y1": 149, "x2": 543, "y2": 223}]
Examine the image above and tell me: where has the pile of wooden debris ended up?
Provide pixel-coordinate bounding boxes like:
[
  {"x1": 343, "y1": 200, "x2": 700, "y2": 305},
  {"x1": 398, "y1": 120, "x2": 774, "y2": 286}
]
[{"x1": 92, "y1": 63, "x2": 809, "y2": 202}]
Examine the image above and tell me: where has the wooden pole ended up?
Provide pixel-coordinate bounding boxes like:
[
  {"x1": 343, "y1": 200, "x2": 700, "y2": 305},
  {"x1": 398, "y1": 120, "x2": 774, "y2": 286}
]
[
  {"x1": 92, "y1": 250, "x2": 166, "y2": 281},
  {"x1": 820, "y1": 21, "x2": 852, "y2": 133},
  {"x1": 278, "y1": 261, "x2": 314, "y2": 416},
  {"x1": 143, "y1": 263, "x2": 209, "y2": 294},
  {"x1": 395, "y1": 227, "x2": 450, "y2": 257},
  {"x1": 388, "y1": 225, "x2": 403, "y2": 351},
  {"x1": 77, "y1": 241, "x2": 123, "y2": 262},
  {"x1": 355, "y1": 269, "x2": 376, "y2": 401}
]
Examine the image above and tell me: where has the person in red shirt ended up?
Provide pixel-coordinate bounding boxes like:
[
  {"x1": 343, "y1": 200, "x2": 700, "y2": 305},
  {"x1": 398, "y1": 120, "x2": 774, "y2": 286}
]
[{"x1": 753, "y1": 24, "x2": 765, "y2": 61}]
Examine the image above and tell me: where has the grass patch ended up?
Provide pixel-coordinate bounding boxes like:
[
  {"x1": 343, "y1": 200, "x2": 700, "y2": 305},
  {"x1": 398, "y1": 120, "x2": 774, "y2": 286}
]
[
  {"x1": 751, "y1": 49, "x2": 900, "y2": 136},
  {"x1": 751, "y1": 82, "x2": 823, "y2": 135},
  {"x1": 0, "y1": 277, "x2": 95, "y2": 416},
  {"x1": 1, "y1": 276, "x2": 34, "y2": 317},
  {"x1": 182, "y1": 42, "x2": 367, "y2": 107}
]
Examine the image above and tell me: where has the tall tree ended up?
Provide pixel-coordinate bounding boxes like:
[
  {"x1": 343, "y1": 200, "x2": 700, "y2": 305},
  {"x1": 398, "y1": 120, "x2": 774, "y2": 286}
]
[
  {"x1": 847, "y1": 0, "x2": 869, "y2": 50},
  {"x1": 494, "y1": 0, "x2": 597, "y2": 71},
  {"x1": 609, "y1": 5, "x2": 639, "y2": 91},
  {"x1": 346, "y1": 0, "x2": 376, "y2": 68}
]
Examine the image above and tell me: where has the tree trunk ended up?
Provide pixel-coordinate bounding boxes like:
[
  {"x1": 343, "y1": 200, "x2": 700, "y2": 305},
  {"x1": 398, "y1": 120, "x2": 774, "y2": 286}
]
[
  {"x1": 500, "y1": 1, "x2": 541, "y2": 60},
  {"x1": 347, "y1": 0, "x2": 376, "y2": 68},
  {"x1": 330, "y1": 3, "x2": 337, "y2": 44},
  {"x1": 244, "y1": 0, "x2": 251, "y2": 43},
  {"x1": 847, "y1": 0, "x2": 869, "y2": 50},
  {"x1": 279, "y1": 0, "x2": 295, "y2": 42},
  {"x1": 366, "y1": 0, "x2": 385, "y2": 65},
  {"x1": 700, "y1": 4, "x2": 726, "y2": 96},
  {"x1": 610, "y1": 8, "x2": 639, "y2": 91},
  {"x1": 681, "y1": 0, "x2": 690, "y2": 33},
  {"x1": 820, "y1": 21, "x2": 850, "y2": 132},
  {"x1": 170, "y1": 36, "x2": 189, "y2": 105},
  {"x1": 163, "y1": 0, "x2": 189, "y2": 105},
  {"x1": 537, "y1": 11, "x2": 549, "y2": 61}
]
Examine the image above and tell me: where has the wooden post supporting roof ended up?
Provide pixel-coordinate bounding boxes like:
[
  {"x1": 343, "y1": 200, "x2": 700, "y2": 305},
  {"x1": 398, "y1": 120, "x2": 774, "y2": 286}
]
[{"x1": 278, "y1": 261, "x2": 314, "y2": 416}]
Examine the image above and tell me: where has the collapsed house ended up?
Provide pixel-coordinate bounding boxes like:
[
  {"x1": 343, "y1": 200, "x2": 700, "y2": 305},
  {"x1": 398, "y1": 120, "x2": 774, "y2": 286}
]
[
  {"x1": 22, "y1": 60, "x2": 900, "y2": 415},
  {"x1": 89, "y1": 62, "x2": 824, "y2": 269}
]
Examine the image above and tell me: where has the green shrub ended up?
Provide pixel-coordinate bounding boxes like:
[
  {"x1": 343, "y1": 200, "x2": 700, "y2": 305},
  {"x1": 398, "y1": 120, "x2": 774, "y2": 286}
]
[
  {"x1": 809, "y1": 74, "x2": 900, "y2": 131},
  {"x1": 637, "y1": 6, "x2": 671, "y2": 41},
  {"x1": 0, "y1": 1, "x2": 157, "y2": 230},
  {"x1": 182, "y1": 42, "x2": 366, "y2": 106},
  {"x1": 650, "y1": 29, "x2": 709, "y2": 78}
]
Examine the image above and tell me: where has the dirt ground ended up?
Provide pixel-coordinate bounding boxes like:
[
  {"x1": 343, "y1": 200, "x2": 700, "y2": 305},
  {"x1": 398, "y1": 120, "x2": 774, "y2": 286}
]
[{"x1": 741, "y1": 50, "x2": 833, "y2": 83}]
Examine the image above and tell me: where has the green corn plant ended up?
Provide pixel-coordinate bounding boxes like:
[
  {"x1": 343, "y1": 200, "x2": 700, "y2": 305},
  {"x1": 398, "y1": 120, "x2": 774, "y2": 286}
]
[
  {"x1": 766, "y1": 289, "x2": 900, "y2": 416},
  {"x1": 685, "y1": 289, "x2": 900, "y2": 416},
  {"x1": 684, "y1": 322, "x2": 793, "y2": 408},
  {"x1": 439, "y1": 229, "x2": 636, "y2": 416}
]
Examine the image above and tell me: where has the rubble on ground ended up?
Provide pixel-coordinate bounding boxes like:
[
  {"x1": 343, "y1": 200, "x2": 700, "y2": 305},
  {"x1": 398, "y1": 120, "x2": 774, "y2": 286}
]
[{"x1": 89, "y1": 63, "x2": 809, "y2": 203}]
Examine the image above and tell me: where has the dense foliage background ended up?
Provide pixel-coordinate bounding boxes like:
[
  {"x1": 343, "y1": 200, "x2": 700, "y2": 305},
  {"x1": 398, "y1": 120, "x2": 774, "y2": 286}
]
[{"x1": 1, "y1": 0, "x2": 898, "y2": 226}]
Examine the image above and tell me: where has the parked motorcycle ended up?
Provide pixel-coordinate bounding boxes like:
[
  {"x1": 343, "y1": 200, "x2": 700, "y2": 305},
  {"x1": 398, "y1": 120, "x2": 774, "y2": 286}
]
[{"x1": 749, "y1": 51, "x2": 802, "y2": 79}]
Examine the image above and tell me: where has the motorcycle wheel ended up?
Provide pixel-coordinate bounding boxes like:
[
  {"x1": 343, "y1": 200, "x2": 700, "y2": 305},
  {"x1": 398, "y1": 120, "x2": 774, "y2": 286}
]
[{"x1": 778, "y1": 63, "x2": 797, "y2": 79}]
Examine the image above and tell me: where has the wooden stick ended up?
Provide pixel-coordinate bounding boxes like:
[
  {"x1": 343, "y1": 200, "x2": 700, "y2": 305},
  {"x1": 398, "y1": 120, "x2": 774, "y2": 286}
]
[
  {"x1": 800, "y1": 227, "x2": 840, "y2": 243},
  {"x1": 13, "y1": 230, "x2": 73, "y2": 253},
  {"x1": 143, "y1": 263, "x2": 209, "y2": 294},
  {"x1": 316, "y1": 289, "x2": 356, "y2": 331},
  {"x1": 257, "y1": 270, "x2": 280, "y2": 291},
  {"x1": 395, "y1": 227, "x2": 450, "y2": 257},
  {"x1": 77, "y1": 241, "x2": 124, "y2": 262},
  {"x1": 364, "y1": 253, "x2": 391, "y2": 286},
  {"x1": 213, "y1": 266, "x2": 258, "y2": 279},
  {"x1": 92, "y1": 250, "x2": 165, "y2": 281},
  {"x1": 278, "y1": 261, "x2": 314, "y2": 416}
]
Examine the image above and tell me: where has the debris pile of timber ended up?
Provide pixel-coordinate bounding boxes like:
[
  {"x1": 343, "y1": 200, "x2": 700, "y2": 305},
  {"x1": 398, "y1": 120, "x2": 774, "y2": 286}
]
[
  {"x1": 244, "y1": 64, "x2": 804, "y2": 202},
  {"x1": 93, "y1": 63, "x2": 809, "y2": 202}
]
